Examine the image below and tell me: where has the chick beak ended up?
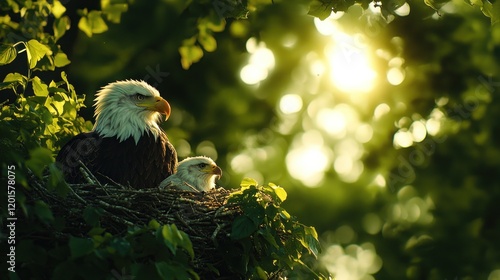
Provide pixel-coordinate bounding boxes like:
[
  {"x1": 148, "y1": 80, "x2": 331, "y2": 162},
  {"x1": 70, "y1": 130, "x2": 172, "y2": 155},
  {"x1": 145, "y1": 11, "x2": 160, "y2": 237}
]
[
  {"x1": 212, "y1": 165, "x2": 222, "y2": 180},
  {"x1": 203, "y1": 165, "x2": 222, "y2": 180}
]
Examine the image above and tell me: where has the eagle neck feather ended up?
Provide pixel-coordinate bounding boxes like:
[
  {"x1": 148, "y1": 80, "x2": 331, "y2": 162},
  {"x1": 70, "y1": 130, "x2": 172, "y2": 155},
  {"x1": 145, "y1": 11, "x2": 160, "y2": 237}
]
[{"x1": 94, "y1": 105, "x2": 162, "y2": 144}]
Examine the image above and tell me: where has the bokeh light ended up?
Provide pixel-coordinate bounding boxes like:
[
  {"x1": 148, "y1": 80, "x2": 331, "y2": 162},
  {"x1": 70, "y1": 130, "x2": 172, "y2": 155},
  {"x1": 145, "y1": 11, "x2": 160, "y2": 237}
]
[
  {"x1": 240, "y1": 38, "x2": 275, "y2": 85},
  {"x1": 321, "y1": 242, "x2": 383, "y2": 280},
  {"x1": 286, "y1": 130, "x2": 332, "y2": 187},
  {"x1": 279, "y1": 94, "x2": 303, "y2": 114}
]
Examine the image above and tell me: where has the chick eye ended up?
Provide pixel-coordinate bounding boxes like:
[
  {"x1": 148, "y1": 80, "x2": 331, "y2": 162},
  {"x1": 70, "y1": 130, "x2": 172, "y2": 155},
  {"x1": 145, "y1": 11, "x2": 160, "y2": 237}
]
[
  {"x1": 198, "y1": 163, "x2": 207, "y2": 168},
  {"x1": 135, "y1": 94, "x2": 145, "y2": 101}
]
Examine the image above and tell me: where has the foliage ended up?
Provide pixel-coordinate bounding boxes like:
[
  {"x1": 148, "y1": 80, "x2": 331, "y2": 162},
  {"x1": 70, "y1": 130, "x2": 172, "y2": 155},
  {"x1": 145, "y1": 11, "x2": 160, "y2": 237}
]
[
  {"x1": 0, "y1": 1, "x2": 92, "y2": 189},
  {"x1": 2, "y1": 207, "x2": 198, "y2": 280},
  {"x1": 2, "y1": 0, "x2": 500, "y2": 279},
  {"x1": 224, "y1": 178, "x2": 326, "y2": 278}
]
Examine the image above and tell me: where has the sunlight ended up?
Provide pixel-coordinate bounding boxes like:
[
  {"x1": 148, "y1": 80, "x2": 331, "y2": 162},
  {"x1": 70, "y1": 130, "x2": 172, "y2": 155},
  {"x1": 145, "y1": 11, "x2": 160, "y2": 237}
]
[
  {"x1": 374, "y1": 174, "x2": 386, "y2": 188},
  {"x1": 230, "y1": 153, "x2": 254, "y2": 173},
  {"x1": 393, "y1": 129, "x2": 413, "y2": 148},
  {"x1": 313, "y1": 12, "x2": 344, "y2": 36},
  {"x1": 387, "y1": 67, "x2": 405, "y2": 85},
  {"x1": 355, "y1": 124, "x2": 374, "y2": 143},
  {"x1": 321, "y1": 243, "x2": 382, "y2": 280},
  {"x1": 373, "y1": 103, "x2": 391, "y2": 120},
  {"x1": 279, "y1": 94, "x2": 303, "y2": 114},
  {"x1": 286, "y1": 145, "x2": 330, "y2": 187},
  {"x1": 314, "y1": 13, "x2": 378, "y2": 94},
  {"x1": 394, "y1": 2, "x2": 411, "y2": 16},
  {"x1": 286, "y1": 131, "x2": 331, "y2": 187},
  {"x1": 410, "y1": 121, "x2": 427, "y2": 142},
  {"x1": 240, "y1": 38, "x2": 275, "y2": 85},
  {"x1": 316, "y1": 108, "x2": 347, "y2": 137},
  {"x1": 326, "y1": 39, "x2": 377, "y2": 93}
]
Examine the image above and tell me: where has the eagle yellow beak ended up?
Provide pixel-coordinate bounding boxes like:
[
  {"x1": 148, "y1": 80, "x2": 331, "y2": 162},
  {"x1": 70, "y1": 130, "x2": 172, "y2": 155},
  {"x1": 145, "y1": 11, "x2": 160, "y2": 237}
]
[
  {"x1": 202, "y1": 165, "x2": 223, "y2": 178},
  {"x1": 138, "y1": 96, "x2": 171, "y2": 121}
]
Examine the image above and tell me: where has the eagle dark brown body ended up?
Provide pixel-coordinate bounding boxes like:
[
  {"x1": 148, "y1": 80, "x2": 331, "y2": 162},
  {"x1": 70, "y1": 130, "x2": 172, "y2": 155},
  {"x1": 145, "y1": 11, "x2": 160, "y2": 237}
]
[{"x1": 56, "y1": 131, "x2": 177, "y2": 188}]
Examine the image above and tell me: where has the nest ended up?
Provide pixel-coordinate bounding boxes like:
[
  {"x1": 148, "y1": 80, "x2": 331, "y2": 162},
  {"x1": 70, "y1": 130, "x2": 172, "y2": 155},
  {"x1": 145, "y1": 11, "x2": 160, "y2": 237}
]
[{"x1": 28, "y1": 175, "x2": 243, "y2": 279}]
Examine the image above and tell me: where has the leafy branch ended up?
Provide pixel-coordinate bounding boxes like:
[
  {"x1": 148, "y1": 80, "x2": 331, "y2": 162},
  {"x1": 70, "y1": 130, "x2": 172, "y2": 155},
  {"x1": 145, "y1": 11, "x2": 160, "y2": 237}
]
[{"x1": 225, "y1": 178, "x2": 326, "y2": 279}]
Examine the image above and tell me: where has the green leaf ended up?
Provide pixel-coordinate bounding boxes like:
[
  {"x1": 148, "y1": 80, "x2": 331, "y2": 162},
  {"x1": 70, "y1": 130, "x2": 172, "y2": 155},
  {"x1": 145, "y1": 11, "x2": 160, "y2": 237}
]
[
  {"x1": 63, "y1": 101, "x2": 77, "y2": 118},
  {"x1": 304, "y1": 226, "x2": 320, "y2": 258},
  {"x1": 3, "y1": 72, "x2": 25, "y2": 83},
  {"x1": 240, "y1": 177, "x2": 258, "y2": 189},
  {"x1": 271, "y1": 185, "x2": 287, "y2": 202},
  {"x1": 279, "y1": 209, "x2": 291, "y2": 220},
  {"x1": 404, "y1": 234, "x2": 434, "y2": 253},
  {"x1": 83, "y1": 206, "x2": 104, "y2": 227},
  {"x1": 47, "y1": 161, "x2": 71, "y2": 197},
  {"x1": 179, "y1": 43, "x2": 204, "y2": 70},
  {"x1": 101, "y1": 0, "x2": 128, "y2": 23},
  {"x1": 26, "y1": 147, "x2": 54, "y2": 178},
  {"x1": 159, "y1": 224, "x2": 195, "y2": 259},
  {"x1": 258, "y1": 229, "x2": 280, "y2": 248},
  {"x1": 34, "y1": 200, "x2": 55, "y2": 223},
  {"x1": 231, "y1": 215, "x2": 258, "y2": 240},
  {"x1": 490, "y1": 0, "x2": 500, "y2": 25},
  {"x1": 78, "y1": 11, "x2": 108, "y2": 37},
  {"x1": 178, "y1": 230, "x2": 195, "y2": 260},
  {"x1": 255, "y1": 266, "x2": 268, "y2": 280},
  {"x1": 52, "y1": 0, "x2": 67, "y2": 18},
  {"x1": 423, "y1": 0, "x2": 450, "y2": 11},
  {"x1": 87, "y1": 227, "x2": 105, "y2": 236},
  {"x1": 54, "y1": 52, "x2": 71, "y2": 67},
  {"x1": 0, "y1": 44, "x2": 17, "y2": 65},
  {"x1": 155, "y1": 262, "x2": 177, "y2": 279},
  {"x1": 110, "y1": 237, "x2": 131, "y2": 256},
  {"x1": 1, "y1": 72, "x2": 26, "y2": 90},
  {"x1": 206, "y1": 16, "x2": 225, "y2": 32},
  {"x1": 148, "y1": 219, "x2": 161, "y2": 230},
  {"x1": 308, "y1": 1, "x2": 333, "y2": 20},
  {"x1": 54, "y1": 16, "x2": 70, "y2": 41},
  {"x1": 69, "y1": 236, "x2": 94, "y2": 258},
  {"x1": 161, "y1": 224, "x2": 178, "y2": 255},
  {"x1": 198, "y1": 33, "x2": 217, "y2": 52},
  {"x1": 26, "y1": 39, "x2": 52, "y2": 69},
  {"x1": 155, "y1": 262, "x2": 198, "y2": 280},
  {"x1": 242, "y1": 201, "x2": 265, "y2": 225},
  {"x1": 32, "y1": 76, "x2": 49, "y2": 96}
]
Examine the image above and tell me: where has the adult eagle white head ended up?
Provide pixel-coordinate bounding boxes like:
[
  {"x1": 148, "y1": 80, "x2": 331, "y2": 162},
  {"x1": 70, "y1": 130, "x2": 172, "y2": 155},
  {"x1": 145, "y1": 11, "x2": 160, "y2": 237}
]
[
  {"x1": 158, "y1": 156, "x2": 222, "y2": 192},
  {"x1": 56, "y1": 80, "x2": 178, "y2": 189}
]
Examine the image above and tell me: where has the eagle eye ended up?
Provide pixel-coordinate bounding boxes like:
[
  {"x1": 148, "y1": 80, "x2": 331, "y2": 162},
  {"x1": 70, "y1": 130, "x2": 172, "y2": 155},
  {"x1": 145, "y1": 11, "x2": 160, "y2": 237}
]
[
  {"x1": 135, "y1": 93, "x2": 145, "y2": 101},
  {"x1": 198, "y1": 163, "x2": 207, "y2": 168}
]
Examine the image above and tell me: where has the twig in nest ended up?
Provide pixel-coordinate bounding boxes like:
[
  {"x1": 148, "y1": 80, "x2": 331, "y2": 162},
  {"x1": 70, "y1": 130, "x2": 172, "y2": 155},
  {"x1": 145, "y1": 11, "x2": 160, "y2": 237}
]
[
  {"x1": 78, "y1": 160, "x2": 101, "y2": 187},
  {"x1": 67, "y1": 185, "x2": 87, "y2": 205},
  {"x1": 97, "y1": 173, "x2": 129, "y2": 190},
  {"x1": 97, "y1": 200, "x2": 147, "y2": 219},
  {"x1": 211, "y1": 223, "x2": 227, "y2": 246},
  {"x1": 175, "y1": 212, "x2": 200, "y2": 235}
]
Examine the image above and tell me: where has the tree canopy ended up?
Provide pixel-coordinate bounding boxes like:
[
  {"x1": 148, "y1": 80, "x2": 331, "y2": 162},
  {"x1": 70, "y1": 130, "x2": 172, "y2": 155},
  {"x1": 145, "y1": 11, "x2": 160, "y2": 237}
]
[{"x1": 1, "y1": 0, "x2": 500, "y2": 279}]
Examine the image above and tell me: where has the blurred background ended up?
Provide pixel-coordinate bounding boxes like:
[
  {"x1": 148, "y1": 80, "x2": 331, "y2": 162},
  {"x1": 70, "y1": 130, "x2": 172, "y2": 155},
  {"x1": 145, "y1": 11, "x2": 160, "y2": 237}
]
[{"x1": 27, "y1": 0, "x2": 500, "y2": 278}]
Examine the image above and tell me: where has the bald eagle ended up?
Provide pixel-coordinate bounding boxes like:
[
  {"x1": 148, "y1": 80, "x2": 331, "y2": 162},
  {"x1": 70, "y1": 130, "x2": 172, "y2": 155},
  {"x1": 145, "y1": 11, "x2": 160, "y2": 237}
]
[
  {"x1": 158, "y1": 156, "x2": 222, "y2": 192},
  {"x1": 56, "y1": 80, "x2": 177, "y2": 188}
]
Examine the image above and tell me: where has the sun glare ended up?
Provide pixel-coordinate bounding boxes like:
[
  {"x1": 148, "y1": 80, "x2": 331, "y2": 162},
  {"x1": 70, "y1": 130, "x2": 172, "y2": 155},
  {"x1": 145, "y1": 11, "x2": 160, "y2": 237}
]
[
  {"x1": 327, "y1": 42, "x2": 377, "y2": 93},
  {"x1": 314, "y1": 12, "x2": 378, "y2": 94}
]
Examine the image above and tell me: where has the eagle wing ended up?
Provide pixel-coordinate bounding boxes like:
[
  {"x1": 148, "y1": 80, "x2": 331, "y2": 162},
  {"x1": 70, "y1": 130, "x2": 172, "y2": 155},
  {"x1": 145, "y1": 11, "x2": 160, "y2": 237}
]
[{"x1": 56, "y1": 132, "x2": 101, "y2": 184}]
